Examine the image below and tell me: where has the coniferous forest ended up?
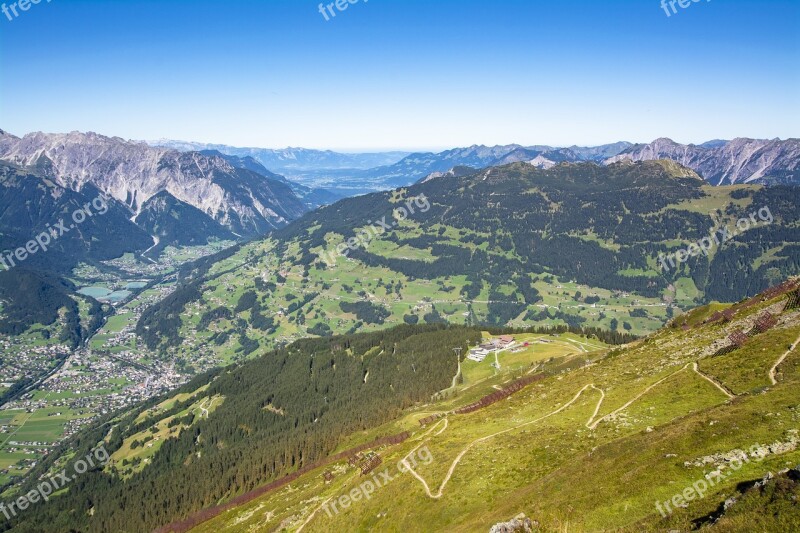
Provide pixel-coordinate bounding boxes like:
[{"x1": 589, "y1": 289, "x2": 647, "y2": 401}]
[{"x1": 1, "y1": 325, "x2": 483, "y2": 532}]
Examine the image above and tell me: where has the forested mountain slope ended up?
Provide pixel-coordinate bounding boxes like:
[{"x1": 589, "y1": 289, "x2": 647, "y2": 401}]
[
  {"x1": 1, "y1": 325, "x2": 484, "y2": 532},
  {"x1": 134, "y1": 160, "x2": 800, "y2": 366}
]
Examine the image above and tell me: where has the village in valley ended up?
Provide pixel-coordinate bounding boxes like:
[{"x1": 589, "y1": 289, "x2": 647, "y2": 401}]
[{"x1": 0, "y1": 244, "x2": 232, "y2": 488}]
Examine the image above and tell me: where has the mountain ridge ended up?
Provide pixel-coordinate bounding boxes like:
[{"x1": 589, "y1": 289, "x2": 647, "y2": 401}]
[
  {"x1": 0, "y1": 130, "x2": 310, "y2": 238},
  {"x1": 0, "y1": 160, "x2": 153, "y2": 270},
  {"x1": 198, "y1": 149, "x2": 341, "y2": 209},
  {"x1": 355, "y1": 142, "x2": 635, "y2": 191},
  {"x1": 606, "y1": 137, "x2": 800, "y2": 185}
]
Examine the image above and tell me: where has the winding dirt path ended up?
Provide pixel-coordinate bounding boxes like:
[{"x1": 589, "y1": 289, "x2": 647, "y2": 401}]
[
  {"x1": 407, "y1": 364, "x2": 691, "y2": 499},
  {"x1": 587, "y1": 363, "x2": 690, "y2": 430},
  {"x1": 197, "y1": 398, "x2": 210, "y2": 419},
  {"x1": 296, "y1": 496, "x2": 335, "y2": 532},
  {"x1": 408, "y1": 417, "x2": 449, "y2": 443},
  {"x1": 298, "y1": 418, "x2": 449, "y2": 530},
  {"x1": 403, "y1": 384, "x2": 601, "y2": 499},
  {"x1": 584, "y1": 385, "x2": 606, "y2": 429},
  {"x1": 693, "y1": 362, "x2": 735, "y2": 399},
  {"x1": 451, "y1": 360, "x2": 461, "y2": 389},
  {"x1": 769, "y1": 332, "x2": 800, "y2": 385},
  {"x1": 301, "y1": 354, "x2": 746, "y2": 519}
]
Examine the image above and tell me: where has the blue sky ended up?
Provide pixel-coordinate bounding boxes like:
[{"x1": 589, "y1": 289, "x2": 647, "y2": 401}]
[{"x1": 0, "y1": 0, "x2": 798, "y2": 150}]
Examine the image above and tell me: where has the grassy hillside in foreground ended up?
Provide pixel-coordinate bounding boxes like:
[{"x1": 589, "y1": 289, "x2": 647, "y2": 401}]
[
  {"x1": 1, "y1": 325, "x2": 485, "y2": 532},
  {"x1": 0, "y1": 321, "x2": 617, "y2": 533},
  {"x1": 181, "y1": 281, "x2": 800, "y2": 533},
  {"x1": 133, "y1": 161, "x2": 800, "y2": 370}
]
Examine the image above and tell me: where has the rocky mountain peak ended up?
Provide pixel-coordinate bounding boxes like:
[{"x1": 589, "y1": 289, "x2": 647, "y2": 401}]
[
  {"x1": 0, "y1": 130, "x2": 308, "y2": 238},
  {"x1": 604, "y1": 137, "x2": 800, "y2": 185}
]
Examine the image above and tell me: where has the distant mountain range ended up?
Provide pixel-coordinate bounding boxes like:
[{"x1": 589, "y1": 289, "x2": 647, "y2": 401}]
[
  {"x1": 152, "y1": 140, "x2": 636, "y2": 195},
  {"x1": 149, "y1": 140, "x2": 415, "y2": 196},
  {"x1": 416, "y1": 138, "x2": 800, "y2": 188},
  {"x1": 149, "y1": 140, "x2": 411, "y2": 195},
  {"x1": 397, "y1": 142, "x2": 634, "y2": 185},
  {"x1": 149, "y1": 137, "x2": 800, "y2": 195},
  {"x1": 2, "y1": 130, "x2": 798, "y2": 272},
  {"x1": 605, "y1": 137, "x2": 800, "y2": 185},
  {"x1": 149, "y1": 140, "x2": 410, "y2": 171},
  {"x1": 197, "y1": 150, "x2": 341, "y2": 209}
]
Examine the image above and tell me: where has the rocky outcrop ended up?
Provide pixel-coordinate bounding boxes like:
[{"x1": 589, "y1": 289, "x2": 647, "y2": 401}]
[
  {"x1": 489, "y1": 513, "x2": 536, "y2": 533},
  {"x1": 684, "y1": 429, "x2": 800, "y2": 468}
]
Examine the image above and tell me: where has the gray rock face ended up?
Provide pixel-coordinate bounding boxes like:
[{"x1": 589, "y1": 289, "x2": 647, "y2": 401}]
[
  {"x1": 605, "y1": 137, "x2": 800, "y2": 185},
  {"x1": 489, "y1": 513, "x2": 536, "y2": 533},
  {"x1": 684, "y1": 429, "x2": 800, "y2": 468},
  {"x1": 0, "y1": 131, "x2": 308, "y2": 237}
]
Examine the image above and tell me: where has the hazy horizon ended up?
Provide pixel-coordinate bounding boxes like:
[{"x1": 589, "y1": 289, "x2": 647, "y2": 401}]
[{"x1": 2, "y1": 127, "x2": 796, "y2": 154}]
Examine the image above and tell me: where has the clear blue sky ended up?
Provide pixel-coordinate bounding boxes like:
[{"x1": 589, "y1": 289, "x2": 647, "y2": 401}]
[{"x1": 0, "y1": 0, "x2": 798, "y2": 150}]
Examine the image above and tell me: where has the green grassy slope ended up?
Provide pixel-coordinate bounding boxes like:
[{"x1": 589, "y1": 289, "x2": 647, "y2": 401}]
[{"x1": 187, "y1": 282, "x2": 800, "y2": 533}]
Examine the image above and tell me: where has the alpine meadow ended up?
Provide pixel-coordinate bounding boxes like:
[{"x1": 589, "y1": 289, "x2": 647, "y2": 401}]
[{"x1": 0, "y1": 1, "x2": 799, "y2": 532}]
